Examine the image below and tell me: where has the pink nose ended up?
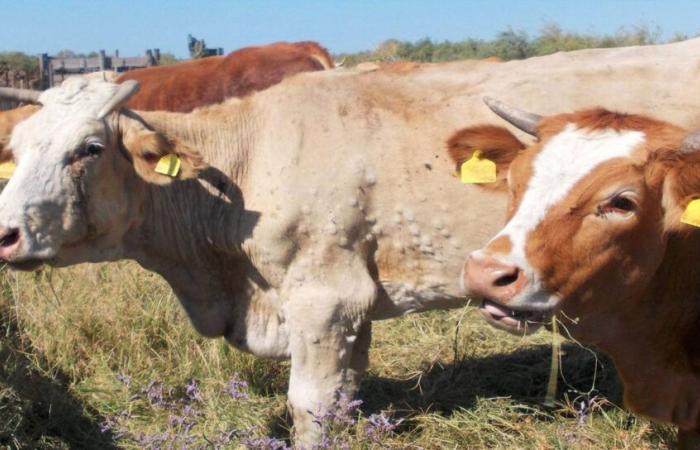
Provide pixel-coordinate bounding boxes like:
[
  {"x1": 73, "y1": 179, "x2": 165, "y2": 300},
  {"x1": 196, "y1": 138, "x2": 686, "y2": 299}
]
[
  {"x1": 464, "y1": 253, "x2": 528, "y2": 302},
  {"x1": 0, "y1": 227, "x2": 20, "y2": 260}
]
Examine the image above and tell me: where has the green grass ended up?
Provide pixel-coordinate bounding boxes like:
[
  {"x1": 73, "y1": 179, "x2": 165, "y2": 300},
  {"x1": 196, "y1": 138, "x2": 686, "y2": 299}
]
[{"x1": 0, "y1": 262, "x2": 676, "y2": 449}]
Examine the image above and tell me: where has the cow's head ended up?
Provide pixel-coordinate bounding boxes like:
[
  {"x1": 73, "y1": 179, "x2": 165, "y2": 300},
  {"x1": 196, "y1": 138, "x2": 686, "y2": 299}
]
[
  {"x1": 455, "y1": 98, "x2": 700, "y2": 338},
  {"x1": 456, "y1": 98, "x2": 700, "y2": 429},
  {"x1": 0, "y1": 78, "x2": 206, "y2": 270}
]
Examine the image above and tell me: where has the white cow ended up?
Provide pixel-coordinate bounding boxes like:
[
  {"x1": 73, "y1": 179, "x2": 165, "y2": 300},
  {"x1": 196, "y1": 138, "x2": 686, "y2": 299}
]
[{"x1": 1, "y1": 38, "x2": 700, "y2": 445}]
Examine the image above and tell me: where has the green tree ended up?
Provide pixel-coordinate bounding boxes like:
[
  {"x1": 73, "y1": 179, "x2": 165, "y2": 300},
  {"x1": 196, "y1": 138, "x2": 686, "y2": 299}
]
[
  {"x1": 158, "y1": 52, "x2": 180, "y2": 66},
  {"x1": 0, "y1": 52, "x2": 39, "y2": 73}
]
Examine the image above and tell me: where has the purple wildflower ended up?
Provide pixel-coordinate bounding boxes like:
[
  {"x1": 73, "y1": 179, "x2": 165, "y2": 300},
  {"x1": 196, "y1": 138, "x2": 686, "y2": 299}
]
[
  {"x1": 312, "y1": 434, "x2": 349, "y2": 450},
  {"x1": 365, "y1": 412, "x2": 403, "y2": 443},
  {"x1": 211, "y1": 428, "x2": 238, "y2": 449},
  {"x1": 240, "y1": 435, "x2": 290, "y2": 450},
  {"x1": 143, "y1": 380, "x2": 172, "y2": 408},
  {"x1": 168, "y1": 413, "x2": 196, "y2": 433},
  {"x1": 135, "y1": 431, "x2": 170, "y2": 449},
  {"x1": 185, "y1": 379, "x2": 202, "y2": 402},
  {"x1": 182, "y1": 404, "x2": 197, "y2": 417},
  {"x1": 99, "y1": 410, "x2": 131, "y2": 438},
  {"x1": 99, "y1": 416, "x2": 117, "y2": 433},
  {"x1": 312, "y1": 392, "x2": 363, "y2": 427},
  {"x1": 225, "y1": 373, "x2": 249, "y2": 400},
  {"x1": 116, "y1": 372, "x2": 132, "y2": 388}
]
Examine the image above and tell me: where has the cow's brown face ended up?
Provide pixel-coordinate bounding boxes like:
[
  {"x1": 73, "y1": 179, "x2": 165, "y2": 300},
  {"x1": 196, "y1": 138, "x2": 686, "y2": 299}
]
[{"x1": 461, "y1": 110, "x2": 690, "y2": 336}]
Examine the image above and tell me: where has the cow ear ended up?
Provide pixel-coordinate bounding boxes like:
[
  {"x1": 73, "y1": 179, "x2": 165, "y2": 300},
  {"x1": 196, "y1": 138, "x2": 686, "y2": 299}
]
[
  {"x1": 661, "y1": 131, "x2": 700, "y2": 232},
  {"x1": 122, "y1": 128, "x2": 207, "y2": 185},
  {"x1": 446, "y1": 124, "x2": 526, "y2": 190}
]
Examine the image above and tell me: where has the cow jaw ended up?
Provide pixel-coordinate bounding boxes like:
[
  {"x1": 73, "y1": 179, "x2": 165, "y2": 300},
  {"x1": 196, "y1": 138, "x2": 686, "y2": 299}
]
[{"x1": 478, "y1": 299, "x2": 550, "y2": 334}]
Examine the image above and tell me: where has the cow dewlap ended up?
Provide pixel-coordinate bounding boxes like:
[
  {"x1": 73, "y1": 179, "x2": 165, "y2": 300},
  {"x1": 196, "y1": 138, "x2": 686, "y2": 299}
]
[
  {"x1": 154, "y1": 154, "x2": 181, "y2": 177},
  {"x1": 0, "y1": 161, "x2": 16, "y2": 180},
  {"x1": 681, "y1": 199, "x2": 700, "y2": 228},
  {"x1": 460, "y1": 150, "x2": 497, "y2": 184}
]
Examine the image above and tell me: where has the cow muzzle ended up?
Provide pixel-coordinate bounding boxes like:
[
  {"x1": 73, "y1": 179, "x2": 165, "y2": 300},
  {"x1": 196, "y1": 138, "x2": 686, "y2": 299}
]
[
  {"x1": 0, "y1": 226, "x2": 44, "y2": 271},
  {"x1": 0, "y1": 226, "x2": 20, "y2": 260},
  {"x1": 463, "y1": 252, "x2": 549, "y2": 334}
]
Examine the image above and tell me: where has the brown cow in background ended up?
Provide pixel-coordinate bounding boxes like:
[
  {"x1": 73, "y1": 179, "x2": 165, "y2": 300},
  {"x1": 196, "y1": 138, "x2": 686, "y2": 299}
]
[
  {"x1": 118, "y1": 41, "x2": 333, "y2": 112},
  {"x1": 0, "y1": 41, "x2": 334, "y2": 159}
]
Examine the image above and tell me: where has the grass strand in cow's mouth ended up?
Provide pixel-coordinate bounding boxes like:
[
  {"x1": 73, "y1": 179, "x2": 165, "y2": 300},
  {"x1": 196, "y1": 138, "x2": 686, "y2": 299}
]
[{"x1": 478, "y1": 299, "x2": 550, "y2": 335}]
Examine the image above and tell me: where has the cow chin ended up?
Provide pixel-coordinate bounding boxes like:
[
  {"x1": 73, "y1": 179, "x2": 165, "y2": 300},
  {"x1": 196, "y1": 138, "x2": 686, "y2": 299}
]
[
  {"x1": 8, "y1": 258, "x2": 45, "y2": 272},
  {"x1": 477, "y1": 298, "x2": 552, "y2": 335}
]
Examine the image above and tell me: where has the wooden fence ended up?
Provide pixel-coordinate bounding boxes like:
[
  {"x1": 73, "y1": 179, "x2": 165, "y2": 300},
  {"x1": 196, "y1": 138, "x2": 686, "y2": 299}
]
[{"x1": 39, "y1": 49, "x2": 161, "y2": 89}]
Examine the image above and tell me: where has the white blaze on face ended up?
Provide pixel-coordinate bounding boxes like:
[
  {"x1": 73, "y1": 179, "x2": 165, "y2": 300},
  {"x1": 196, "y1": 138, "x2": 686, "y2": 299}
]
[{"x1": 491, "y1": 124, "x2": 645, "y2": 302}]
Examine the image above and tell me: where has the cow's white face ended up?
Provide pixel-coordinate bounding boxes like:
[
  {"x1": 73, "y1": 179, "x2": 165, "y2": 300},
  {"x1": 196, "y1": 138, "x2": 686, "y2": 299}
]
[{"x1": 0, "y1": 78, "x2": 205, "y2": 269}]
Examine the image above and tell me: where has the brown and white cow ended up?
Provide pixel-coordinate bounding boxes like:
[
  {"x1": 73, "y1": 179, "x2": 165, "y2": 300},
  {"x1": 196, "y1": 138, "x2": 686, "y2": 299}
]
[{"x1": 455, "y1": 98, "x2": 700, "y2": 447}]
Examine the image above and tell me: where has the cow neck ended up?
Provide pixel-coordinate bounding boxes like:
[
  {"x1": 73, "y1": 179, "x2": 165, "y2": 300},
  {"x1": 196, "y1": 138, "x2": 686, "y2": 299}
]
[
  {"x1": 589, "y1": 231, "x2": 700, "y2": 426},
  {"x1": 123, "y1": 103, "x2": 255, "y2": 272}
]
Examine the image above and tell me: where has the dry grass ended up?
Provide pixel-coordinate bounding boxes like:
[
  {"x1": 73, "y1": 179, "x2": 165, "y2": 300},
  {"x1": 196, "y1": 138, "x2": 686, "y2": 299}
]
[{"x1": 0, "y1": 262, "x2": 677, "y2": 449}]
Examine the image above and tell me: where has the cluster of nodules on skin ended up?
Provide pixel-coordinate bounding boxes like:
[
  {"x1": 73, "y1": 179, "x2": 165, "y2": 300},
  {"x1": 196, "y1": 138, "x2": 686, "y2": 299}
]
[
  {"x1": 290, "y1": 163, "x2": 463, "y2": 287},
  {"x1": 389, "y1": 204, "x2": 461, "y2": 265}
]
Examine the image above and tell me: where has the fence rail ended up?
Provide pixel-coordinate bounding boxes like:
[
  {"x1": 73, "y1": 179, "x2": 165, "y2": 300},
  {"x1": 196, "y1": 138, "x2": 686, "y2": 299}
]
[{"x1": 39, "y1": 49, "x2": 161, "y2": 88}]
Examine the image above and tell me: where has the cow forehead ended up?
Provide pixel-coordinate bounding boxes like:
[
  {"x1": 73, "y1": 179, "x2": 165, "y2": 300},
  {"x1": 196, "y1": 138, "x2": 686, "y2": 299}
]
[
  {"x1": 10, "y1": 78, "x2": 119, "y2": 156},
  {"x1": 37, "y1": 77, "x2": 122, "y2": 116},
  {"x1": 11, "y1": 112, "x2": 106, "y2": 160},
  {"x1": 497, "y1": 124, "x2": 645, "y2": 261},
  {"x1": 519, "y1": 124, "x2": 646, "y2": 217}
]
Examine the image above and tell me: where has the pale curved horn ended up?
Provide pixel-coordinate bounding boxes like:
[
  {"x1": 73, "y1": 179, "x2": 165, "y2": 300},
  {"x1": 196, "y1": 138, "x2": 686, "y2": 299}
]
[
  {"x1": 483, "y1": 96, "x2": 543, "y2": 136},
  {"x1": 681, "y1": 130, "x2": 700, "y2": 154},
  {"x1": 97, "y1": 80, "x2": 140, "y2": 119},
  {"x1": 0, "y1": 87, "x2": 41, "y2": 104}
]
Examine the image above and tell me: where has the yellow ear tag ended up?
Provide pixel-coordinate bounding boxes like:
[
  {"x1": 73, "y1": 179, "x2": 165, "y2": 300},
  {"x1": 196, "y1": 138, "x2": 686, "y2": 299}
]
[
  {"x1": 459, "y1": 150, "x2": 497, "y2": 184},
  {"x1": 0, "y1": 161, "x2": 16, "y2": 180},
  {"x1": 154, "y1": 154, "x2": 181, "y2": 177},
  {"x1": 681, "y1": 199, "x2": 700, "y2": 227}
]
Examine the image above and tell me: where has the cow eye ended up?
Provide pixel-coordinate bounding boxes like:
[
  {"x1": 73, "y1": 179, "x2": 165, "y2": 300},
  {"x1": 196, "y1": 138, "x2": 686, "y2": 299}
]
[
  {"x1": 599, "y1": 194, "x2": 637, "y2": 216},
  {"x1": 77, "y1": 142, "x2": 104, "y2": 160},
  {"x1": 85, "y1": 143, "x2": 103, "y2": 157}
]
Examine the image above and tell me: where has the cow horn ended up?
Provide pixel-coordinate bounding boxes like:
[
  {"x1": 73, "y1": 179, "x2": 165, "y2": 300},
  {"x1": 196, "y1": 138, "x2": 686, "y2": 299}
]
[
  {"x1": 334, "y1": 58, "x2": 346, "y2": 68},
  {"x1": 97, "y1": 80, "x2": 140, "y2": 119},
  {"x1": 483, "y1": 96, "x2": 542, "y2": 136},
  {"x1": 0, "y1": 87, "x2": 42, "y2": 104},
  {"x1": 681, "y1": 130, "x2": 700, "y2": 154}
]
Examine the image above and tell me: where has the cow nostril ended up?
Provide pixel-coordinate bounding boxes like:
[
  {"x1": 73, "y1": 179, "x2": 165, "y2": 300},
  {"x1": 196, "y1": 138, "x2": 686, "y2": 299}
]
[
  {"x1": 494, "y1": 270, "x2": 519, "y2": 287},
  {"x1": 0, "y1": 228, "x2": 19, "y2": 248}
]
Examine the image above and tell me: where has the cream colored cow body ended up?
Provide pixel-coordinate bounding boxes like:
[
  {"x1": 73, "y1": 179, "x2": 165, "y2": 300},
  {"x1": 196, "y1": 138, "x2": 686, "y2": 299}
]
[{"x1": 1, "y1": 38, "x2": 700, "y2": 445}]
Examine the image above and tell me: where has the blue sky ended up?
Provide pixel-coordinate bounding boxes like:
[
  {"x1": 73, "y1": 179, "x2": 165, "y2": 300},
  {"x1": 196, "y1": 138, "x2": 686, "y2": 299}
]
[{"x1": 1, "y1": 0, "x2": 698, "y2": 58}]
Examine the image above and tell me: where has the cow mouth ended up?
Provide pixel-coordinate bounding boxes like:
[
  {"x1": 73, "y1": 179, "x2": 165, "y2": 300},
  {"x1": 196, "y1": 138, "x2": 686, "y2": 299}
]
[
  {"x1": 7, "y1": 258, "x2": 45, "y2": 272},
  {"x1": 478, "y1": 299, "x2": 550, "y2": 335}
]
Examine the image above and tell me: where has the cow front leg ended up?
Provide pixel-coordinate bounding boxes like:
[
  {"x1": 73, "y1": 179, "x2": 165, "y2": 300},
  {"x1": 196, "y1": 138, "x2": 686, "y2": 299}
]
[
  {"x1": 285, "y1": 275, "x2": 376, "y2": 447},
  {"x1": 347, "y1": 321, "x2": 371, "y2": 394}
]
